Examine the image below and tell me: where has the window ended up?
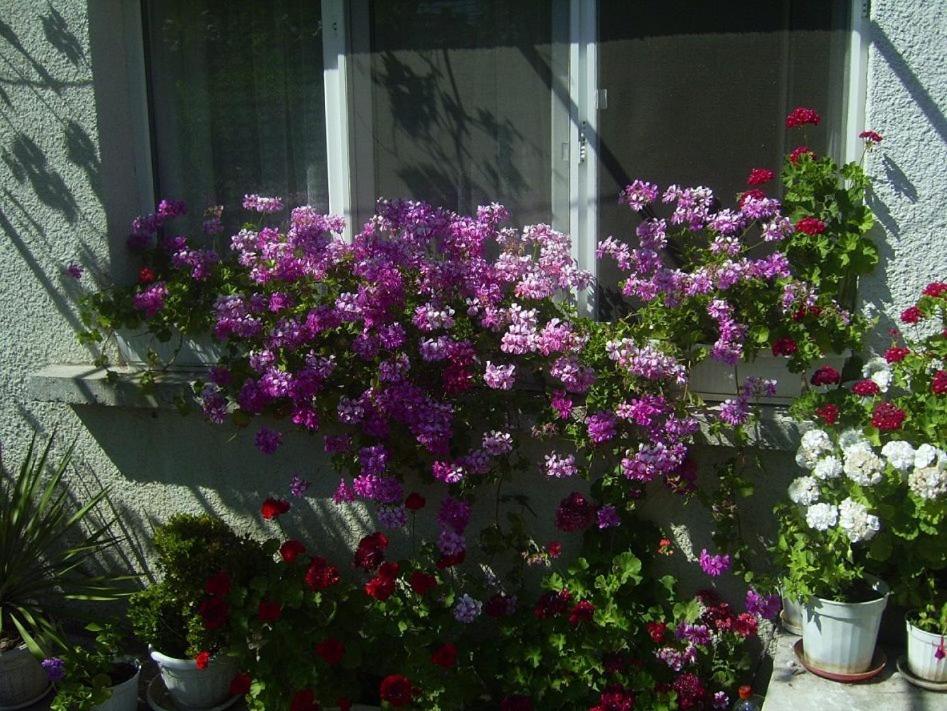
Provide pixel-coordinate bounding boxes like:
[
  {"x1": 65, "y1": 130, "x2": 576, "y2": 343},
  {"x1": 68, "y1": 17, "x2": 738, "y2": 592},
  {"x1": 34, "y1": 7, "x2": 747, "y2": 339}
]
[{"x1": 141, "y1": 0, "x2": 862, "y2": 305}]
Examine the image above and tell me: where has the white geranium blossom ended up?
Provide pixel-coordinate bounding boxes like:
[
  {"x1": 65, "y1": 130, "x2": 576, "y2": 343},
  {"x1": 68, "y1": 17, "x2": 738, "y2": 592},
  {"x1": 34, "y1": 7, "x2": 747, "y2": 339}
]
[
  {"x1": 788, "y1": 476, "x2": 821, "y2": 505},
  {"x1": 909, "y1": 465, "x2": 947, "y2": 500},
  {"x1": 795, "y1": 449, "x2": 818, "y2": 471},
  {"x1": 805, "y1": 502, "x2": 839, "y2": 531},
  {"x1": 862, "y1": 357, "x2": 892, "y2": 393},
  {"x1": 838, "y1": 498, "x2": 881, "y2": 542},
  {"x1": 813, "y1": 456, "x2": 843, "y2": 480},
  {"x1": 914, "y1": 443, "x2": 946, "y2": 469},
  {"x1": 801, "y1": 429, "x2": 833, "y2": 454},
  {"x1": 843, "y1": 442, "x2": 884, "y2": 486},
  {"x1": 881, "y1": 440, "x2": 916, "y2": 472},
  {"x1": 838, "y1": 428, "x2": 869, "y2": 454}
]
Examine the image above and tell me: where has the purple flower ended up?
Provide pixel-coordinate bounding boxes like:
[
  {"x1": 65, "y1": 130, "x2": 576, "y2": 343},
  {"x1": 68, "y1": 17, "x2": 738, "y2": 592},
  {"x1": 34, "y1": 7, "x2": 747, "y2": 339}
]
[
  {"x1": 619, "y1": 180, "x2": 659, "y2": 211},
  {"x1": 254, "y1": 427, "x2": 282, "y2": 455},
  {"x1": 243, "y1": 193, "x2": 284, "y2": 213},
  {"x1": 289, "y1": 474, "x2": 311, "y2": 498},
  {"x1": 132, "y1": 282, "x2": 168, "y2": 317},
  {"x1": 42, "y1": 657, "x2": 65, "y2": 682},
  {"x1": 586, "y1": 411, "x2": 617, "y2": 444},
  {"x1": 596, "y1": 505, "x2": 621, "y2": 529},
  {"x1": 544, "y1": 452, "x2": 577, "y2": 479},
  {"x1": 377, "y1": 504, "x2": 407, "y2": 529},
  {"x1": 65, "y1": 263, "x2": 83, "y2": 279},
  {"x1": 698, "y1": 548, "x2": 732, "y2": 577},
  {"x1": 484, "y1": 361, "x2": 516, "y2": 390},
  {"x1": 437, "y1": 497, "x2": 471, "y2": 533},
  {"x1": 453, "y1": 594, "x2": 482, "y2": 623},
  {"x1": 745, "y1": 588, "x2": 782, "y2": 620},
  {"x1": 713, "y1": 691, "x2": 729, "y2": 709}
]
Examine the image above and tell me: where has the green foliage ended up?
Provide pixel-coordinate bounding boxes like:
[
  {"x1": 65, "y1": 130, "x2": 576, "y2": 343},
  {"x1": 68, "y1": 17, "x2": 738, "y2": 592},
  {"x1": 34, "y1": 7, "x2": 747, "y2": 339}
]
[
  {"x1": 0, "y1": 434, "x2": 132, "y2": 655},
  {"x1": 49, "y1": 624, "x2": 136, "y2": 711}
]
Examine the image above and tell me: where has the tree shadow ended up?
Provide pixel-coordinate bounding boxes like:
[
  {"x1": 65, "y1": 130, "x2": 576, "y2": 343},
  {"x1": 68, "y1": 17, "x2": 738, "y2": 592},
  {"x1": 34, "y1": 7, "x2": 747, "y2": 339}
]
[
  {"x1": 5, "y1": 132, "x2": 78, "y2": 222},
  {"x1": 64, "y1": 119, "x2": 103, "y2": 202},
  {"x1": 40, "y1": 3, "x2": 85, "y2": 67}
]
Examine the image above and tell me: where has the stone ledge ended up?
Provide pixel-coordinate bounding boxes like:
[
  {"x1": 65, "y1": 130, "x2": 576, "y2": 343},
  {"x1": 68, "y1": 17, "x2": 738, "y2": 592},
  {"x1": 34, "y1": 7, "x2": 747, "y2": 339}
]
[
  {"x1": 28, "y1": 364, "x2": 204, "y2": 409},
  {"x1": 761, "y1": 632, "x2": 939, "y2": 710}
]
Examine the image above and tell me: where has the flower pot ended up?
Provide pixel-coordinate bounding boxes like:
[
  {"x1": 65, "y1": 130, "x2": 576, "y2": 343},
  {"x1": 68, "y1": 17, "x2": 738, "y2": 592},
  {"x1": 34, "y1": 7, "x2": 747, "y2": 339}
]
[
  {"x1": 149, "y1": 648, "x2": 236, "y2": 710},
  {"x1": 801, "y1": 577, "x2": 889, "y2": 675},
  {"x1": 91, "y1": 657, "x2": 141, "y2": 711},
  {"x1": 906, "y1": 618, "x2": 947, "y2": 683},
  {"x1": 781, "y1": 593, "x2": 804, "y2": 636},
  {"x1": 0, "y1": 644, "x2": 49, "y2": 708}
]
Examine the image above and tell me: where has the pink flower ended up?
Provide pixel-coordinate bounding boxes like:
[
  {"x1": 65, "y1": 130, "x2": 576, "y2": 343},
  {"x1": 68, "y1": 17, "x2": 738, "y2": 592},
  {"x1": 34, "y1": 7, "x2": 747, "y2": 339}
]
[
  {"x1": 901, "y1": 305, "x2": 923, "y2": 324},
  {"x1": 858, "y1": 130, "x2": 883, "y2": 144},
  {"x1": 786, "y1": 107, "x2": 821, "y2": 128},
  {"x1": 698, "y1": 548, "x2": 731, "y2": 577}
]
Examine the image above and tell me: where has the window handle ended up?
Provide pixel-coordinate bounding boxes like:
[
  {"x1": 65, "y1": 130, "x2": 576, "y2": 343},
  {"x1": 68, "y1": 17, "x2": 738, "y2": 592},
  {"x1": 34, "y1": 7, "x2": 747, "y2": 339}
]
[{"x1": 578, "y1": 121, "x2": 588, "y2": 164}]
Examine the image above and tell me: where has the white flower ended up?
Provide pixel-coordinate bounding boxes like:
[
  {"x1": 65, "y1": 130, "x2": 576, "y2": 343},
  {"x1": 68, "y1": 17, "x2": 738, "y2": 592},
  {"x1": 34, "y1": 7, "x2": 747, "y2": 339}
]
[
  {"x1": 813, "y1": 456, "x2": 843, "y2": 480},
  {"x1": 914, "y1": 443, "x2": 946, "y2": 469},
  {"x1": 843, "y1": 442, "x2": 884, "y2": 486},
  {"x1": 795, "y1": 449, "x2": 818, "y2": 471},
  {"x1": 838, "y1": 428, "x2": 869, "y2": 454},
  {"x1": 805, "y1": 503, "x2": 839, "y2": 531},
  {"x1": 788, "y1": 476, "x2": 821, "y2": 505},
  {"x1": 838, "y1": 498, "x2": 881, "y2": 542},
  {"x1": 881, "y1": 440, "x2": 916, "y2": 472},
  {"x1": 862, "y1": 357, "x2": 892, "y2": 393},
  {"x1": 909, "y1": 466, "x2": 947, "y2": 500},
  {"x1": 801, "y1": 429, "x2": 833, "y2": 454}
]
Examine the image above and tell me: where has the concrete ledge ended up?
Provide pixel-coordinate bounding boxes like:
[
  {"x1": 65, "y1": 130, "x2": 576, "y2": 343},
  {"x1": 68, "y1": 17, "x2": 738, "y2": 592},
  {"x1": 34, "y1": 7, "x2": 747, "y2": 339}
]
[
  {"x1": 28, "y1": 364, "x2": 204, "y2": 409},
  {"x1": 762, "y1": 632, "x2": 939, "y2": 710},
  {"x1": 697, "y1": 406, "x2": 800, "y2": 451}
]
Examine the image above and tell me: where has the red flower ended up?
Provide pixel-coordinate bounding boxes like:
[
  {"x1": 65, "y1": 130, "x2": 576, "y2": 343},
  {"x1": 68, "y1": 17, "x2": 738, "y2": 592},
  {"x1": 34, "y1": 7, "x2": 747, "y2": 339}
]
[
  {"x1": 315, "y1": 638, "x2": 345, "y2": 666},
  {"x1": 533, "y1": 589, "x2": 572, "y2": 620},
  {"x1": 746, "y1": 168, "x2": 775, "y2": 185},
  {"x1": 404, "y1": 492, "x2": 426, "y2": 511},
  {"x1": 436, "y1": 550, "x2": 465, "y2": 569},
  {"x1": 871, "y1": 401, "x2": 906, "y2": 431},
  {"x1": 789, "y1": 145, "x2": 815, "y2": 164},
  {"x1": 485, "y1": 593, "x2": 516, "y2": 618},
  {"x1": 771, "y1": 337, "x2": 797, "y2": 357},
  {"x1": 379, "y1": 674, "x2": 413, "y2": 707},
  {"x1": 590, "y1": 685, "x2": 636, "y2": 711},
  {"x1": 138, "y1": 266, "x2": 157, "y2": 284},
  {"x1": 336, "y1": 699, "x2": 352, "y2": 711},
  {"x1": 409, "y1": 571, "x2": 438, "y2": 595},
  {"x1": 280, "y1": 539, "x2": 306, "y2": 563},
  {"x1": 194, "y1": 651, "x2": 211, "y2": 670},
  {"x1": 786, "y1": 106, "x2": 821, "y2": 128},
  {"x1": 901, "y1": 305, "x2": 923, "y2": 324},
  {"x1": 646, "y1": 621, "x2": 667, "y2": 643},
  {"x1": 795, "y1": 216, "x2": 826, "y2": 235},
  {"x1": 810, "y1": 366, "x2": 840, "y2": 386},
  {"x1": 198, "y1": 596, "x2": 229, "y2": 630},
  {"x1": 305, "y1": 556, "x2": 340, "y2": 591},
  {"x1": 431, "y1": 642, "x2": 457, "y2": 668},
  {"x1": 885, "y1": 346, "x2": 910, "y2": 363},
  {"x1": 258, "y1": 599, "x2": 282, "y2": 623},
  {"x1": 229, "y1": 672, "x2": 252, "y2": 696},
  {"x1": 932, "y1": 370, "x2": 947, "y2": 395},
  {"x1": 814, "y1": 403, "x2": 840, "y2": 425},
  {"x1": 364, "y1": 575, "x2": 396, "y2": 601},
  {"x1": 289, "y1": 689, "x2": 319, "y2": 711},
  {"x1": 923, "y1": 281, "x2": 947, "y2": 297},
  {"x1": 734, "y1": 612, "x2": 759, "y2": 638},
  {"x1": 568, "y1": 600, "x2": 595, "y2": 626},
  {"x1": 738, "y1": 189, "x2": 766, "y2": 207},
  {"x1": 354, "y1": 532, "x2": 389, "y2": 571},
  {"x1": 500, "y1": 696, "x2": 534, "y2": 711},
  {"x1": 554, "y1": 492, "x2": 596, "y2": 532},
  {"x1": 204, "y1": 571, "x2": 231, "y2": 597},
  {"x1": 378, "y1": 561, "x2": 400, "y2": 579},
  {"x1": 859, "y1": 130, "x2": 883, "y2": 144},
  {"x1": 852, "y1": 379, "x2": 881, "y2": 396},
  {"x1": 261, "y1": 497, "x2": 290, "y2": 520},
  {"x1": 547, "y1": 541, "x2": 563, "y2": 559}
]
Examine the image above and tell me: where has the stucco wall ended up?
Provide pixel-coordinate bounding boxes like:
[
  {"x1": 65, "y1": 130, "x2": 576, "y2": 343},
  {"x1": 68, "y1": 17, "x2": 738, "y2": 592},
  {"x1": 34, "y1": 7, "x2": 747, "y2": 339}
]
[{"x1": 0, "y1": 0, "x2": 944, "y2": 601}]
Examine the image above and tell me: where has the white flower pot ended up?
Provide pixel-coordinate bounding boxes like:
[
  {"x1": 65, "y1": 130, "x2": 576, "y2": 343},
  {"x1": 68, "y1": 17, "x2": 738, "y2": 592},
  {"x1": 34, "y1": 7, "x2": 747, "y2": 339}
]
[
  {"x1": 781, "y1": 593, "x2": 805, "y2": 635},
  {"x1": 906, "y1": 618, "x2": 947, "y2": 683},
  {"x1": 801, "y1": 577, "x2": 889, "y2": 674},
  {"x1": 91, "y1": 657, "x2": 140, "y2": 711},
  {"x1": 0, "y1": 644, "x2": 49, "y2": 708},
  {"x1": 149, "y1": 648, "x2": 236, "y2": 710}
]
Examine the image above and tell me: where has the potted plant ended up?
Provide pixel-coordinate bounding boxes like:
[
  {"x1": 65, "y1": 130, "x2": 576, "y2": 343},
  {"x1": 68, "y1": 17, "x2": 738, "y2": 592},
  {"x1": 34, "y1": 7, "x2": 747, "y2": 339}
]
[
  {"x1": 0, "y1": 434, "x2": 130, "y2": 708},
  {"x1": 128, "y1": 514, "x2": 268, "y2": 709},
  {"x1": 46, "y1": 624, "x2": 140, "y2": 711}
]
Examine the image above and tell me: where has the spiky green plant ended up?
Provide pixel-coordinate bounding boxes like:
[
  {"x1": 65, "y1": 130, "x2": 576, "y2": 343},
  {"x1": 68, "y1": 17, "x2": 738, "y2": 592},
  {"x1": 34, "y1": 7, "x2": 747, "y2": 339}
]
[{"x1": 0, "y1": 434, "x2": 133, "y2": 655}]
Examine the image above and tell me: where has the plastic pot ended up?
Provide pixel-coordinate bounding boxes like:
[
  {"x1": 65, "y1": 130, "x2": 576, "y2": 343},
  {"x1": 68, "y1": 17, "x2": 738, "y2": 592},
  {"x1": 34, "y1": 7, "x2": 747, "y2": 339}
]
[
  {"x1": 906, "y1": 618, "x2": 947, "y2": 683},
  {"x1": 0, "y1": 644, "x2": 48, "y2": 708},
  {"x1": 149, "y1": 648, "x2": 235, "y2": 710}
]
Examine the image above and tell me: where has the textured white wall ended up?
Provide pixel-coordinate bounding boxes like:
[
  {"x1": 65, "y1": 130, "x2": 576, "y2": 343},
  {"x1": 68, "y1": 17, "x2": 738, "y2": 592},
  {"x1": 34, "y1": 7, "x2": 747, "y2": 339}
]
[{"x1": 0, "y1": 0, "x2": 944, "y2": 598}]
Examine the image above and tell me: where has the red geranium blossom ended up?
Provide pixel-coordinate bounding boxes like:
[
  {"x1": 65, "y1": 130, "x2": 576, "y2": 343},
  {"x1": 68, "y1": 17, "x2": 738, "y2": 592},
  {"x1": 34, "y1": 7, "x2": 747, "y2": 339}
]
[
  {"x1": 858, "y1": 130, "x2": 883, "y2": 144},
  {"x1": 885, "y1": 346, "x2": 910, "y2": 363},
  {"x1": 258, "y1": 599, "x2": 283, "y2": 623},
  {"x1": 795, "y1": 216, "x2": 826, "y2": 235},
  {"x1": 568, "y1": 600, "x2": 595, "y2": 626},
  {"x1": 852, "y1": 379, "x2": 881, "y2": 396},
  {"x1": 814, "y1": 403, "x2": 840, "y2": 425},
  {"x1": 261, "y1": 497, "x2": 290, "y2": 520},
  {"x1": 315, "y1": 638, "x2": 345, "y2": 666},
  {"x1": 280, "y1": 539, "x2": 306, "y2": 563},
  {"x1": 404, "y1": 492, "x2": 426, "y2": 511},
  {"x1": 204, "y1": 571, "x2": 231, "y2": 596},
  {"x1": 590, "y1": 685, "x2": 635, "y2": 711},
  {"x1": 431, "y1": 642, "x2": 458, "y2": 668},
  {"x1": 229, "y1": 672, "x2": 252, "y2": 696},
  {"x1": 901, "y1": 305, "x2": 923, "y2": 324},
  {"x1": 924, "y1": 281, "x2": 947, "y2": 297},
  {"x1": 554, "y1": 492, "x2": 596, "y2": 532},
  {"x1": 379, "y1": 675, "x2": 413, "y2": 707},
  {"x1": 746, "y1": 168, "x2": 775, "y2": 185},
  {"x1": 305, "y1": 556, "x2": 340, "y2": 591},
  {"x1": 646, "y1": 621, "x2": 668, "y2": 643},
  {"x1": 810, "y1": 366, "x2": 840, "y2": 386},
  {"x1": 871, "y1": 401, "x2": 906, "y2": 431},
  {"x1": 500, "y1": 696, "x2": 534, "y2": 711},
  {"x1": 547, "y1": 541, "x2": 563, "y2": 558},
  {"x1": 365, "y1": 574, "x2": 396, "y2": 601},
  {"x1": 771, "y1": 337, "x2": 797, "y2": 357},
  {"x1": 354, "y1": 532, "x2": 389, "y2": 571},
  {"x1": 289, "y1": 689, "x2": 319, "y2": 711},
  {"x1": 194, "y1": 651, "x2": 210, "y2": 670},
  {"x1": 409, "y1": 571, "x2": 437, "y2": 595},
  {"x1": 932, "y1": 370, "x2": 947, "y2": 395},
  {"x1": 733, "y1": 612, "x2": 759, "y2": 638},
  {"x1": 198, "y1": 596, "x2": 229, "y2": 630},
  {"x1": 138, "y1": 266, "x2": 157, "y2": 284},
  {"x1": 436, "y1": 550, "x2": 466, "y2": 569},
  {"x1": 738, "y1": 188, "x2": 766, "y2": 207},
  {"x1": 786, "y1": 106, "x2": 821, "y2": 128},
  {"x1": 789, "y1": 145, "x2": 814, "y2": 164}
]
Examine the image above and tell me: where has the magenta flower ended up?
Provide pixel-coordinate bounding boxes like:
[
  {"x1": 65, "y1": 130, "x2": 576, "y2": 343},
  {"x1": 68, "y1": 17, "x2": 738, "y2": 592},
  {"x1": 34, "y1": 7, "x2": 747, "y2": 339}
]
[
  {"x1": 698, "y1": 548, "x2": 732, "y2": 577},
  {"x1": 254, "y1": 427, "x2": 282, "y2": 455}
]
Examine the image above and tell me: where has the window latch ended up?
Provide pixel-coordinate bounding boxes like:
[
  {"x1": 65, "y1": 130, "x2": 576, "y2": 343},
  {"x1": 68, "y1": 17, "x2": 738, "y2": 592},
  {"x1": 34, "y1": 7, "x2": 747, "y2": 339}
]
[{"x1": 578, "y1": 121, "x2": 588, "y2": 164}]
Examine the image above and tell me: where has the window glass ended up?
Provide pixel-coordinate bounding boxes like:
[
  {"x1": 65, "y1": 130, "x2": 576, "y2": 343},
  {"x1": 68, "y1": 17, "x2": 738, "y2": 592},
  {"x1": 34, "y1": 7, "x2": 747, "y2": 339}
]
[
  {"x1": 596, "y1": 0, "x2": 851, "y2": 318},
  {"x1": 146, "y1": 0, "x2": 328, "y2": 230}
]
